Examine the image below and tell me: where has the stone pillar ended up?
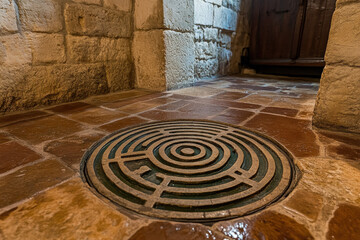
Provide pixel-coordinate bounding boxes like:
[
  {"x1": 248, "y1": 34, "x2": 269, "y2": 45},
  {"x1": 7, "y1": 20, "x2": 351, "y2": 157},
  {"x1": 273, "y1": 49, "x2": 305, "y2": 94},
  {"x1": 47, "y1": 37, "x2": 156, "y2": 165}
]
[
  {"x1": 133, "y1": 0, "x2": 195, "y2": 91},
  {"x1": 313, "y1": 0, "x2": 360, "y2": 133}
]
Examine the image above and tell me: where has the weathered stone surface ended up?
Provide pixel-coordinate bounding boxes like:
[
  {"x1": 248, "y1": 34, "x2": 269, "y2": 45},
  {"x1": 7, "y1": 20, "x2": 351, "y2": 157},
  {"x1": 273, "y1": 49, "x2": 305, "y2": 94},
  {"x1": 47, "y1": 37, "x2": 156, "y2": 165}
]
[
  {"x1": 0, "y1": 179, "x2": 139, "y2": 240},
  {"x1": 104, "y1": 0, "x2": 132, "y2": 12},
  {"x1": 213, "y1": 6, "x2": 237, "y2": 31},
  {"x1": 0, "y1": 34, "x2": 31, "y2": 65},
  {"x1": 164, "y1": 31, "x2": 195, "y2": 89},
  {"x1": 65, "y1": 3, "x2": 131, "y2": 38},
  {"x1": 194, "y1": 0, "x2": 214, "y2": 26},
  {"x1": 134, "y1": 0, "x2": 163, "y2": 30},
  {"x1": 219, "y1": 47, "x2": 232, "y2": 75},
  {"x1": 327, "y1": 204, "x2": 360, "y2": 240},
  {"x1": 222, "y1": 0, "x2": 241, "y2": 12},
  {"x1": 195, "y1": 41, "x2": 218, "y2": 60},
  {"x1": 195, "y1": 59, "x2": 219, "y2": 78},
  {"x1": 0, "y1": 0, "x2": 18, "y2": 34},
  {"x1": 205, "y1": 0, "x2": 222, "y2": 6},
  {"x1": 105, "y1": 60, "x2": 133, "y2": 92},
  {"x1": 0, "y1": 159, "x2": 74, "y2": 208},
  {"x1": 129, "y1": 222, "x2": 224, "y2": 240},
  {"x1": 164, "y1": 0, "x2": 194, "y2": 31},
  {"x1": 203, "y1": 27, "x2": 218, "y2": 41},
  {"x1": 17, "y1": 0, "x2": 63, "y2": 32},
  {"x1": 27, "y1": 33, "x2": 65, "y2": 64},
  {"x1": 67, "y1": 35, "x2": 130, "y2": 63},
  {"x1": 73, "y1": 0, "x2": 101, "y2": 5},
  {"x1": 214, "y1": 211, "x2": 314, "y2": 240},
  {"x1": 325, "y1": 3, "x2": 360, "y2": 66},
  {"x1": 194, "y1": 25, "x2": 204, "y2": 40},
  {"x1": 133, "y1": 30, "x2": 166, "y2": 91},
  {"x1": 314, "y1": 65, "x2": 360, "y2": 133}
]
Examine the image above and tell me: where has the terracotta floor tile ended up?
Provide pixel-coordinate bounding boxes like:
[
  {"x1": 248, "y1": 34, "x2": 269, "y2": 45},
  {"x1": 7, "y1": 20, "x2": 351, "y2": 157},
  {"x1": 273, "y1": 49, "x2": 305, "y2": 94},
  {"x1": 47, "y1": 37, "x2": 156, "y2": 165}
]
[
  {"x1": 118, "y1": 102, "x2": 160, "y2": 114},
  {"x1": 67, "y1": 107, "x2": 128, "y2": 125},
  {"x1": 168, "y1": 93, "x2": 198, "y2": 100},
  {"x1": 5, "y1": 115, "x2": 85, "y2": 145},
  {"x1": 245, "y1": 113, "x2": 319, "y2": 157},
  {"x1": 240, "y1": 94, "x2": 275, "y2": 105},
  {"x1": 144, "y1": 97, "x2": 177, "y2": 105},
  {"x1": 87, "y1": 89, "x2": 154, "y2": 104},
  {"x1": 0, "y1": 159, "x2": 74, "y2": 208},
  {"x1": 0, "y1": 141, "x2": 42, "y2": 174},
  {"x1": 47, "y1": 102, "x2": 95, "y2": 115},
  {"x1": 211, "y1": 109, "x2": 255, "y2": 125},
  {"x1": 156, "y1": 100, "x2": 190, "y2": 111},
  {"x1": 178, "y1": 102, "x2": 228, "y2": 116},
  {"x1": 261, "y1": 107, "x2": 299, "y2": 117},
  {"x1": 129, "y1": 222, "x2": 224, "y2": 240},
  {"x1": 214, "y1": 211, "x2": 314, "y2": 240},
  {"x1": 327, "y1": 204, "x2": 360, "y2": 240},
  {"x1": 99, "y1": 116, "x2": 149, "y2": 132},
  {"x1": 327, "y1": 144, "x2": 360, "y2": 161},
  {"x1": 210, "y1": 92, "x2": 249, "y2": 101},
  {"x1": 319, "y1": 131, "x2": 360, "y2": 147},
  {"x1": 0, "y1": 111, "x2": 50, "y2": 128},
  {"x1": 44, "y1": 131, "x2": 106, "y2": 169},
  {"x1": 140, "y1": 110, "x2": 208, "y2": 121},
  {"x1": 190, "y1": 98, "x2": 262, "y2": 110},
  {"x1": 228, "y1": 84, "x2": 280, "y2": 91},
  {"x1": 171, "y1": 86, "x2": 224, "y2": 98},
  {"x1": 0, "y1": 132, "x2": 11, "y2": 144},
  {"x1": 284, "y1": 189, "x2": 323, "y2": 221}
]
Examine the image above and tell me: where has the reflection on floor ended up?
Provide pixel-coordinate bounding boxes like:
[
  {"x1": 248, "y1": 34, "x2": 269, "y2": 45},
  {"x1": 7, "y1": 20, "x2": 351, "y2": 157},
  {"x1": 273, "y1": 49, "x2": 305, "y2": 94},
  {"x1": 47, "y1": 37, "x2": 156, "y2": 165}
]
[{"x1": 0, "y1": 75, "x2": 359, "y2": 240}]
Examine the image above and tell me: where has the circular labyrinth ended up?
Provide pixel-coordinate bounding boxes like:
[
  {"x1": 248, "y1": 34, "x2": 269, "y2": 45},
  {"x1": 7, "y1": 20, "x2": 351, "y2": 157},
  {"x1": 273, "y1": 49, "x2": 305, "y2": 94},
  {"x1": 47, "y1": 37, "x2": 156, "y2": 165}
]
[{"x1": 82, "y1": 120, "x2": 297, "y2": 222}]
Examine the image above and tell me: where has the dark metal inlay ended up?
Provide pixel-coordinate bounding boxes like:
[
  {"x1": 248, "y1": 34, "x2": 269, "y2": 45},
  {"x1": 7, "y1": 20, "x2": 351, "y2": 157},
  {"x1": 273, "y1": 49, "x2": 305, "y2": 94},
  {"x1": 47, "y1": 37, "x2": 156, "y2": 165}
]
[{"x1": 81, "y1": 120, "x2": 297, "y2": 222}]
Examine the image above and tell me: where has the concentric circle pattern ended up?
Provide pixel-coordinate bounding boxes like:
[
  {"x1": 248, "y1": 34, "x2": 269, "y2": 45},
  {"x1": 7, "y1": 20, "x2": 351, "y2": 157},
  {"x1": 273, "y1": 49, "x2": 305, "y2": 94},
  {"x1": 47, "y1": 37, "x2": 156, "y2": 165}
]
[{"x1": 82, "y1": 120, "x2": 297, "y2": 221}]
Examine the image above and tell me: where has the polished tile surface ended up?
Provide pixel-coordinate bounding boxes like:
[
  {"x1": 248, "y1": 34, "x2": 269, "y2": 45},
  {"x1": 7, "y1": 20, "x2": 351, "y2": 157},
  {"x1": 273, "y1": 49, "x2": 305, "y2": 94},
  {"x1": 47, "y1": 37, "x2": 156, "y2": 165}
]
[{"x1": 0, "y1": 75, "x2": 359, "y2": 239}]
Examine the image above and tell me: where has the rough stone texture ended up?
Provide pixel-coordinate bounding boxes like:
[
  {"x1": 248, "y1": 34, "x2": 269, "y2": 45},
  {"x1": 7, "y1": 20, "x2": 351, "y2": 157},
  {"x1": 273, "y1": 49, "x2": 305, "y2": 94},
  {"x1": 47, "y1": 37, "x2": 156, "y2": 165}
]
[
  {"x1": 327, "y1": 204, "x2": 360, "y2": 240},
  {"x1": 164, "y1": 0, "x2": 194, "y2": 31},
  {"x1": 194, "y1": 0, "x2": 214, "y2": 26},
  {"x1": 65, "y1": 3, "x2": 131, "y2": 38},
  {"x1": 105, "y1": 60, "x2": 133, "y2": 92},
  {"x1": 0, "y1": 34, "x2": 31, "y2": 65},
  {"x1": 104, "y1": 0, "x2": 132, "y2": 12},
  {"x1": 313, "y1": 1, "x2": 360, "y2": 133},
  {"x1": 27, "y1": 33, "x2": 66, "y2": 64},
  {"x1": 164, "y1": 31, "x2": 195, "y2": 89},
  {"x1": 134, "y1": 0, "x2": 164, "y2": 30},
  {"x1": 213, "y1": 6, "x2": 237, "y2": 31},
  {"x1": 133, "y1": 30, "x2": 166, "y2": 91},
  {"x1": 17, "y1": 0, "x2": 63, "y2": 32},
  {"x1": 0, "y1": 0, "x2": 18, "y2": 34}
]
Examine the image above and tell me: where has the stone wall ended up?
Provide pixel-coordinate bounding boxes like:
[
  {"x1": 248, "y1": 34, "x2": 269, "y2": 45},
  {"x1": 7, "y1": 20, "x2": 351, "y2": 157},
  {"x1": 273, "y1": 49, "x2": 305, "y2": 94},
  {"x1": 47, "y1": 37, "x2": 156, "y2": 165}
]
[
  {"x1": 194, "y1": 0, "x2": 250, "y2": 79},
  {"x1": 0, "y1": 0, "x2": 133, "y2": 113},
  {"x1": 313, "y1": 0, "x2": 360, "y2": 133}
]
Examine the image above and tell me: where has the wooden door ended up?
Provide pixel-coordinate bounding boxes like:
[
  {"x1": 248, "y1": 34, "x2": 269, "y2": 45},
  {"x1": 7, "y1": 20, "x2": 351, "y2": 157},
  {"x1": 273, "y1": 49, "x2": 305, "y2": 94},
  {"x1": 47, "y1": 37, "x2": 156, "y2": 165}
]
[{"x1": 249, "y1": 0, "x2": 336, "y2": 68}]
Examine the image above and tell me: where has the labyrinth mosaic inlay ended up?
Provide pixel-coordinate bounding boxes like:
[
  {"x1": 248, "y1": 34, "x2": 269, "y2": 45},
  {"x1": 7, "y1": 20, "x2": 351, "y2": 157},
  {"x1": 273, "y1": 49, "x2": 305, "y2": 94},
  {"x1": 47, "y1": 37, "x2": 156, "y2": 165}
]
[{"x1": 82, "y1": 120, "x2": 297, "y2": 221}]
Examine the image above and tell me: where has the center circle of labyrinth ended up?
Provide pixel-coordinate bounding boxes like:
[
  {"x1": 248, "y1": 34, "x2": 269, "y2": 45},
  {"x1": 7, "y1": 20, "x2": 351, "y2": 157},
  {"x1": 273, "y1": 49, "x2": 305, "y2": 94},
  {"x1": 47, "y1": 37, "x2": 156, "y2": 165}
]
[{"x1": 82, "y1": 120, "x2": 297, "y2": 221}]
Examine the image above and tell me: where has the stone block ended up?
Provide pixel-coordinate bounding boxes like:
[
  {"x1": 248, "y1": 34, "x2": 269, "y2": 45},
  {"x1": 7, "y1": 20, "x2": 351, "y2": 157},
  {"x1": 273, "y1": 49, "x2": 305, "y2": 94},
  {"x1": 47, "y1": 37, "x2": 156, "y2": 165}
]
[
  {"x1": 0, "y1": 0, "x2": 18, "y2": 34},
  {"x1": 134, "y1": 0, "x2": 164, "y2": 30},
  {"x1": 213, "y1": 6, "x2": 237, "y2": 31},
  {"x1": 164, "y1": 31, "x2": 195, "y2": 89},
  {"x1": 203, "y1": 27, "x2": 218, "y2": 41},
  {"x1": 0, "y1": 34, "x2": 31, "y2": 65},
  {"x1": 222, "y1": 0, "x2": 241, "y2": 12},
  {"x1": 72, "y1": 0, "x2": 101, "y2": 5},
  {"x1": 325, "y1": 3, "x2": 360, "y2": 66},
  {"x1": 195, "y1": 41, "x2": 218, "y2": 60},
  {"x1": 17, "y1": 0, "x2": 63, "y2": 32},
  {"x1": 105, "y1": 60, "x2": 133, "y2": 92},
  {"x1": 27, "y1": 33, "x2": 65, "y2": 64},
  {"x1": 164, "y1": 0, "x2": 194, "y2": 31},
  {"x1": 194, "y1": 25, "x2": 204, "y2": 41},
  {"x1": 65, "y1": 3, "x2": 131, "y2": 38},
  {"x1": 194, "y1": 0, "x2": 213, "y2": 26},
  {"x1": 133, "y1": 30, "x2": 166, "y2": 91},
  {"x1": 204, "y1": 0, "x2": 222, "y2": 6},
  {"x1": 314, "y1": 65, "x2": 360, "y2": 133},
  {"x1": 195, "y1": 59, "x2": 219, "y2": 78},
  {"x1": 104, "y1": 0, "x2": 132, "y2": 12},
  {"x1": 219, "y1": 47, "x2": 232, "y2": 75},
  {"x1": 67, "y1": 35, "x2": 131, "y2": 63}
]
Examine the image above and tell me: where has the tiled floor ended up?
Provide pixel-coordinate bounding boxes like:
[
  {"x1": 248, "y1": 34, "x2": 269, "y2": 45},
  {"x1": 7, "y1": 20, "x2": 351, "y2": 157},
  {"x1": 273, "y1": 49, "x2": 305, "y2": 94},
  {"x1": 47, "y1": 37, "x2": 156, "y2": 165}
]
[{"x1": 0, "y1": 75, "x2": 359, "y2": 240}]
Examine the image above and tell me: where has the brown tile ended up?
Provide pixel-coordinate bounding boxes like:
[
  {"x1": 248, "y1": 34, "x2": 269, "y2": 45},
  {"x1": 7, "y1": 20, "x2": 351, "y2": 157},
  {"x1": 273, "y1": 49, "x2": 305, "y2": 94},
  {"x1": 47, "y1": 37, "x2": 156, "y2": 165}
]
[
  {"x1": 100, "y1": 116, "x2": 149, "y2": 132},
  {"x1": 0, "y1": 141, "x2": 42, "y2": 174},
  {"x1": 0, "y1": 179, "x2": 137, "y2": 240},
  {"x1": 245, "y1": 113, "x2": 319, "y2": 157},
  {"x1": 240, "y1": 95, "x2": 275, "y2": 105},
  {"x1": 0, "y1": 110, "x2": 50, "y2": 127},
  {"x1": 0, "y1": 132, "x2": 11, "y2": 144},
  {"x1": 118, "y1": 102, "x2": 160, "y2": 114},
  {"x1": 284, "y1": 189, "x2": 323, "y2": 221},
  {"x1": 140, "y1": 110, "x2": 208, "y2": 121},
  {"x1": 228, "y1": 84, "x2": 280, "y2": 91},
  {"x1": 212, "y1": 109, "x2": 255, "y2": 125},
  {"x1": 194, "y1": 98, "x2": 262, "y2": 109},
  {"x1": 129, "y1": 222, "x2": 224, "y2": 240},
  {"x1": 171, "y1": 86, "x2": 224, "y2": 98},
  {"x1": 327, "y1": 144, "x2": 360, "y2": 161},
  {"x1": 169, "y1": 93, "x2": 198, "y2": 100},
  {"x1": 211, "y1": 92, "x2": 249, "y2": 101},
  {"x1": 144, "y1": 97, "x2": 176, "y2": 105},
  {"x1": 327, "y1": 204, "x2": 360, "y2": 240},
  {"x1": 87, "y1": 89, "x2": 155, "y2": 104},
  {"x1": 156, "y1": 100, "x2": 190, "y2": 111},
  {"x1": 44, "y1": 131, "x2": 105, "y2": 169},
  {"x1": 235, "y1": 102, "x2": 263, "y2": 109},
  {"x1": 68, "y1": 107, "x2": 128, "y2": 125},
  {"x1": 215, "y1": 211, "x2": 314, "y2": 240},
  {"x1": 319, "y1": 131, "x2": 360, "y2": 147},
  {"x1": 178, "y1": 102, "x2": 228, "y2": 116},
  {"x1": 102, "y1": 93, "x2": 168, "y2": 109},
  {"x1": 261, "y1": 107, "x2": 299, "y2": 117},
  {"x1": 47, "y1": 102, "x2": 95, "y2": 115},
  {"x1": 0, "y1": 159, "x2": 74, "y2": 208},
  {"x1": 5, "y1": 115, "x2": 85, "y2": 145}
]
